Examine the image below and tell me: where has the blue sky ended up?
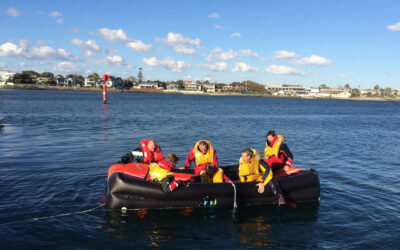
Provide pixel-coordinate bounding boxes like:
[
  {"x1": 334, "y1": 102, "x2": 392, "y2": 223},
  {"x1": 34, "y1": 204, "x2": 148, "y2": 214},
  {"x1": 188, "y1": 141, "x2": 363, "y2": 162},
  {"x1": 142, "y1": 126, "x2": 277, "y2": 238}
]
[{"x1": 0, "y1": 0, "x2": 399, "y2": 89}]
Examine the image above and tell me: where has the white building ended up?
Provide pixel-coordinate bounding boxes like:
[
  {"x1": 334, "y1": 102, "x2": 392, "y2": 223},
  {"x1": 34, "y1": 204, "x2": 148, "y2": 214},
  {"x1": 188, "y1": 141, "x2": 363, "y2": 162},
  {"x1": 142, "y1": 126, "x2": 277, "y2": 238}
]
[
  {"x1": 203, "y1": 83, "x2": 216, "y2": 93},
  {"x1": 166, "y1": 82, "x2": 179, "y2": 90},
  {"x1": 0, "y1": 70, "x2": 16, "y2": 85},
  {"x1": 84, "y1": 78, "x2": 98, "y2": 87},
  {"x1": 136, "y1": 82, "x2": 159, "y2": 89},
  {"x1": 184, "y1": 81, "x2": 201, "y2": 91},
  {"x1": 266, "y1": 84, "x2": 307, "y2": 95}
]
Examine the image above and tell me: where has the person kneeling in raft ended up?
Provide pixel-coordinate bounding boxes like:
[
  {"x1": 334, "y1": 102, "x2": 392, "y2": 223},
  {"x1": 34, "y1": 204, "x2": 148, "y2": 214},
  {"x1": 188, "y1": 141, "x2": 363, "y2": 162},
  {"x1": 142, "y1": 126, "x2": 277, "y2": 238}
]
[
  {"x1": 183, "y1": 140, "x2": 219, "y2": 175},
  {"x1": 121, "y1": 139, "x2": 164, "y2": 164},
  {"x1": 199, "y1": 163, "x2": 231, "y2": 183},
  {"x1": 239, "y1": 148, "x2": 273, "y2": 194},
  {"x1": 146, "y1": 153, "x2": 186, "y2": 193}
]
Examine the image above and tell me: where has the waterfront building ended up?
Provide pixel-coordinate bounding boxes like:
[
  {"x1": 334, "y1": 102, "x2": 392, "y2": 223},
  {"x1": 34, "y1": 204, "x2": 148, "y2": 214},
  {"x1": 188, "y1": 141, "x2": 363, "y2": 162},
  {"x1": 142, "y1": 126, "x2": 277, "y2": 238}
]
[
  {"x1": 166, "y1": 82, "x2": 179, "y2": 90},
  {"x1": 55, "y1": 75, "x2": 65, "y2": 85},
  {"x1": 306, "y1": 87, "x2": 320, "y2": 96},
  {"x1": 64, "y1": 77, "x2": 73, "y2": 86},
  {"x1": 184, "y1": 81, "x2": 201, "y2": 91},
  {"x1": 266, "y1": 84, "x2": 307, "y2": 95},
  {"x1": 84, "y1": 78, "x2": 98, "y2": 87},
  {"x1": 137, "y1": 82, "x2": 159, "y2": 89},
  {"x1": 203, "y1": 83, "x2": 216, "y2": 93},
  {"x1": 330, "y1": 90, "x2": 351, "y2": 98},
  {"x1": 0, "y1": 70, "x2": 16, "y2": 85},
  {"x1": 230, "y1": 82, "x2": 247, "y2": 91}
]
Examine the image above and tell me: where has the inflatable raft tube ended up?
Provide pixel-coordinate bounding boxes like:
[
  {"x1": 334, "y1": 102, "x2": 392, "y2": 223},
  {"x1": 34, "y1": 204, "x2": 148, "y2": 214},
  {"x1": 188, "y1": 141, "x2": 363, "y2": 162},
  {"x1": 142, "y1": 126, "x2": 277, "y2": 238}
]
[{"x1": 105, "y1": 163, "x2": 320, "y2": 210}]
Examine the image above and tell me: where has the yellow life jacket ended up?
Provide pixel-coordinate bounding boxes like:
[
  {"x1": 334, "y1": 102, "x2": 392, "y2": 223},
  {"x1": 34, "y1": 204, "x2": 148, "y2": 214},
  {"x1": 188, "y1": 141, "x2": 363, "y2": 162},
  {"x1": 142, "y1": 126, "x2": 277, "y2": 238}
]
[
  {"x1": 148, "y1": 162, "x2": 173, "y2": 182},
  {"x1": 239, "y1": 149, "x2": 263, "y2": 182},
  {"x1": 200, "y1": 168, "x2": 224, "y2": 183},
  {"x1": 193, "y1": 140, "x2": 215, "y2": 166},
  {"x1": 264, "y1": 135, "x2": 284, "y2": 158}
]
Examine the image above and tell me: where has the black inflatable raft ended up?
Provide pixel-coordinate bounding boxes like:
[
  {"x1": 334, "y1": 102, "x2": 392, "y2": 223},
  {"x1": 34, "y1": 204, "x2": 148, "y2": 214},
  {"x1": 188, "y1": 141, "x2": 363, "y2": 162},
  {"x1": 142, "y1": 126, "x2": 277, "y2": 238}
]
[{"x1": 105, "y1": 165, "x2": 320, "y2": 210}]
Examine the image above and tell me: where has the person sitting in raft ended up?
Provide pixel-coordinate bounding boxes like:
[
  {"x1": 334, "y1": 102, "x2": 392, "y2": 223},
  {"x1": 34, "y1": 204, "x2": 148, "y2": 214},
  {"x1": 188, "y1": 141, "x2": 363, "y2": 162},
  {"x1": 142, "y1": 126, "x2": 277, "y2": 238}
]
[
  {"x1": 199, "y1": 163, "x2": 231, "y2": 183},
  {"x1": 184, "y1": 139, "x2": 219, "y2": 175},
  {"x1": 239, "y1": 148, "x2": 273, "y2": 194},
  {"x1": 146, "y1": 153, "x2": 183, "y2": 193},
  {"x1": 121, "y1": 139, "x2": 164, "y2": 164},
  {"x1": 264, "y1": 131, "x2": 293, "y2": 172}
]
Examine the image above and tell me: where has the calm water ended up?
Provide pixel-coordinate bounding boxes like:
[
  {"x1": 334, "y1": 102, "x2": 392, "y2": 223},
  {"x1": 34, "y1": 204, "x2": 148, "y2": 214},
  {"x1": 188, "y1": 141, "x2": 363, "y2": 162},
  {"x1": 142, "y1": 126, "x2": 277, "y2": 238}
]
[{"x1": 0, "y1": 89, "x2": 399, "y2": 249}]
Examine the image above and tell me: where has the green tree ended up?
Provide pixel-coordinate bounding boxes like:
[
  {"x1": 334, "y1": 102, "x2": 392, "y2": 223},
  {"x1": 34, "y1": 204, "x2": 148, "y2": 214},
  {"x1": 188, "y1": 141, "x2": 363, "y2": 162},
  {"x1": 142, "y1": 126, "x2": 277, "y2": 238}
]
[
  {"x1": 374, "y1": 84, "x2": 380, "y2": 92},
  {"x1": 90, "y1": 73, "x2": 100, "y2": 81},
  {"x1": 384, "y1": 87, "x2": 392, "y2": 97},
  {"x1": 176, "y1": 80, "x2": 184, "y2": 89},
  {"x1": 243, "y1": 80, "x2": 265, "y2": 93},
  {"x1": 351, "y1": 88, "x2": 361, "y2": 97},
  {"x1": 40, "y1": 72, "x2": 54, "y2": 78},
  {"x1": 344, "y1": 83, "x2": 351, "y2": 89}
]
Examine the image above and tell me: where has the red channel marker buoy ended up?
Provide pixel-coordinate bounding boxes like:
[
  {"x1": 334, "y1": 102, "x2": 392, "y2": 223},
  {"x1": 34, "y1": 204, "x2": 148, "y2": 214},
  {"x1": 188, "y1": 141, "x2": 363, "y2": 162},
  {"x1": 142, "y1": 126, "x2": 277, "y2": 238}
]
[{"x1": 102, "y1": 74, "x2": 110, "y2": 104}]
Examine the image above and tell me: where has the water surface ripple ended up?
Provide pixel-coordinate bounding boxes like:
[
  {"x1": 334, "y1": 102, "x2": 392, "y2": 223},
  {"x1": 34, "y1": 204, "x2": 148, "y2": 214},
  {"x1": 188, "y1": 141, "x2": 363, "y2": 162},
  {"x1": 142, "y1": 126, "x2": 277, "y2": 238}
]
[{"x1": 0, "y1": 90, "x2": 399, "y2": 248}]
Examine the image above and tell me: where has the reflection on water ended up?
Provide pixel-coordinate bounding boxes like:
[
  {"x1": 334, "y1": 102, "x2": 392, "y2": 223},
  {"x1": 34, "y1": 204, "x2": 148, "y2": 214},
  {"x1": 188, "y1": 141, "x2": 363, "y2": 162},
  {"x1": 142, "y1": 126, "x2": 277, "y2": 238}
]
[{"x1": 102, "y1": 203, "x2": 319, "y2": 248}]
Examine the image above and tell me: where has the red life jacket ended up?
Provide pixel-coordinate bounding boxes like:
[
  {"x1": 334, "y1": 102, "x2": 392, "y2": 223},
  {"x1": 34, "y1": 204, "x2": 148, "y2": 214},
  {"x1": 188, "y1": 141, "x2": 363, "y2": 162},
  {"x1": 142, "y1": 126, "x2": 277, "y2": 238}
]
[
  {"x1": 157, "y1": 160, "x2": 174, "y2": 172},
  {"x1": 140, "y1": 139, "x2": 164, "y2": 163}
]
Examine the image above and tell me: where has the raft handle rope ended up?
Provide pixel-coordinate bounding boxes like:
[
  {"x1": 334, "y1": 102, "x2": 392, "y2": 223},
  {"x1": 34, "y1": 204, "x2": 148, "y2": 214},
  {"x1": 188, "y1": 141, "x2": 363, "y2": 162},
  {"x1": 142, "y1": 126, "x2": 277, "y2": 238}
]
[
  {"x1": 0, "y1": 204, "x2": 104, "y2": 226},
  {"x1": 230, "y1": 181, "x2": 238, "y2": 210}
]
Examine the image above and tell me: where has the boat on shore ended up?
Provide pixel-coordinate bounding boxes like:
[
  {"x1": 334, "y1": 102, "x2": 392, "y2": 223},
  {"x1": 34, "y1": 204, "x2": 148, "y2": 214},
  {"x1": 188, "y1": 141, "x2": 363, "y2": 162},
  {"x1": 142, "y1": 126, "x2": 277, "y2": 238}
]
[{"x1": 105, "y1": 163, "x2": 320, "y2": 210}]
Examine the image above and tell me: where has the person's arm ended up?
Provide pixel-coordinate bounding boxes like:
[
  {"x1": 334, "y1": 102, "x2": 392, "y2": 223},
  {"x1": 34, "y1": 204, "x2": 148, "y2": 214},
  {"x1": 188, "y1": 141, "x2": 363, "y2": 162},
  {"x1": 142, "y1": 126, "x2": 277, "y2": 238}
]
[
  {"x1": 184, "y1": 147, "x2": 195, "y2": 168},
  {"x1": 280, "y1": 143, "x2": 293, "y2": 170},
  {"x1": 213, "y1": 151, "x2": 219, "y2": 168},
  {"x1": 256, "y1": 161, "x2": 273, "y2": 194}
]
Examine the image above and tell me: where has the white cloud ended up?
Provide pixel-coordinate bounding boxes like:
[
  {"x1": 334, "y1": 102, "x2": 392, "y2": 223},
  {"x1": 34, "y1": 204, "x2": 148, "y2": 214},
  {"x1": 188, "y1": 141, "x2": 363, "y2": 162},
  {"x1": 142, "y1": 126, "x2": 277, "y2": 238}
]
[
  {"x1": 232, "y1": 62, "x2": 258, "y2": 72},
  {"x1": 104, "y1": 55, "x2": 124, "y2": 65},
  {"x1": 204, "y1": 47, "x2": 239, "y2": 61},
  {"x1": 174, "y1": 45, "x2": 196, "y2": 55},
  {"x1": 157, "y1": 32, "x2": 201, "y2": 47},
  {"x1": 142, "y1": 56, "x2": 190, "y2": 72},
  {"x1": 71, "y1": 39, "x2": 100, "y2": 57},
  {"x1": 71, "y1": 39, "x2": 101, "y2": 51},
  {"x1": 6, "y1": 7, "x2": 21, "y2": 17},
  {"x1": 199, "y1": 62, "x2": 228, "y2": 72},
  {"x1": 184, "y1": 75, "x2": 193, "y2": 80},
  {"x1": 99, "y1": 28, "x2": 129, "y2": 42},
  {"x1": 264, "y1": 64, "x2": 305, "y2": 75},
  {"x1": 0, "y1": 41, "x2": 70, "y2": 59},
  {"x1": 49, "y1": 11, "x2": 62, "y2": 17},
  {"x1": 292, "y1": 55, "x2": 333, "y2": 66},
  {"x1": 72, "y1": 28, "x2": 80, "y2": 34},
  {"x1": 57, "y1": 48, "x2": 71, "y2": 58},
  {"x1": 273, "y1": 50, "x2": 299, "y2": 60},
  {"x1": 240, "y1": 49, "x2": 259, "y2": 58},
  {"x1": 56, "y1": 19, "x2": 64, "y2": 24},
  {"x1": 53, "y1": 61, "x2": 83, "y2": 74},
  {"x1": 126, "y1": 40, "x2": 153, "y2": 52},
  {"x1": 230, "y1": 33, "x2": 242, "y2": 38},
  {"x1": 387, "y1": 22, "x2": 400, "y2": 31},
  {"x1": 0, "y1": 42, "x2": 23, "y2": 57},
  {"x1": 208, "y1": 13, "x2": 220, "y2": 18},
  {"x1": 214, "y1": 24, "x2": 223, "y2": 29}
]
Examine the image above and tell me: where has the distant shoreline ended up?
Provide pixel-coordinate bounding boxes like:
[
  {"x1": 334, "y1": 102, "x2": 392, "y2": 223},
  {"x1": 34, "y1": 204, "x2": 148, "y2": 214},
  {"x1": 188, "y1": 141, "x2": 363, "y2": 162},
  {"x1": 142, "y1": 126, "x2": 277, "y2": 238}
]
[{"x1": 1, "y1": 84, "x2": 398, "y2": 102}]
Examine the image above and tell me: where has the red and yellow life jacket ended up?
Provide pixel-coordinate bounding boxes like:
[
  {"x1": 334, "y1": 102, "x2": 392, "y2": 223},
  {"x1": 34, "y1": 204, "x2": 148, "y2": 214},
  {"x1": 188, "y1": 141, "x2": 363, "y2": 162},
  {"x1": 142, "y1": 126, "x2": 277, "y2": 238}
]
[
  {"x1": 148, "y1": 160, "x2": 174, "y2": 182},
  {"x1": 264, "y1": 135, "x2": 284, "y2": 158},
  {"x1": 140, "y1": 139, "x2": 164, "y2": 163},
  {"x1": 193, "y1": 140, "x2": 215, "y2": 166}
]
